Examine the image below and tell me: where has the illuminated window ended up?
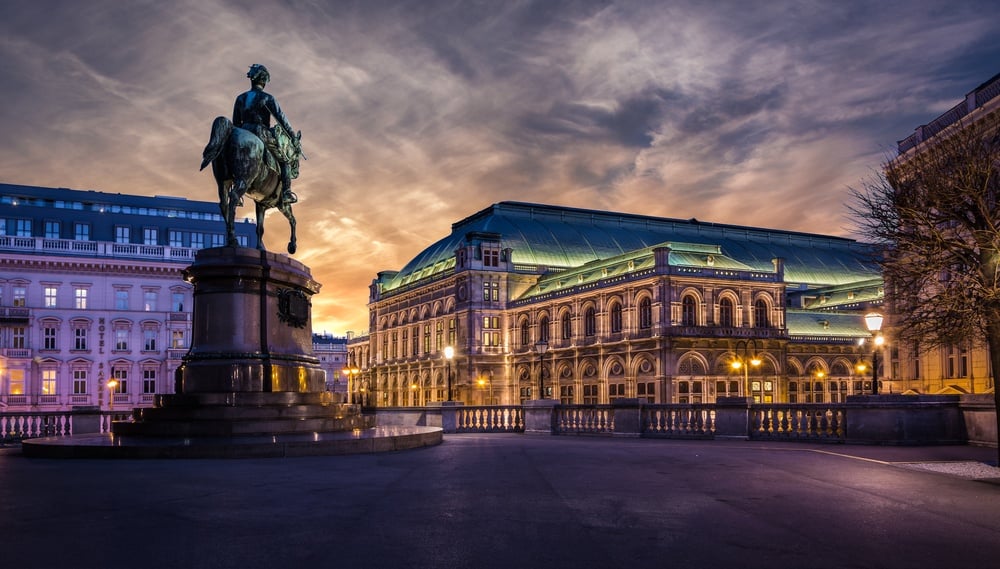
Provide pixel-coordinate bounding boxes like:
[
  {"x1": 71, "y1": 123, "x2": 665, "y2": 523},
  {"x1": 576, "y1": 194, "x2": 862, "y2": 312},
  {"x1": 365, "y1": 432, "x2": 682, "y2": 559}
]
[
  {"x1": 12, "y1": 286, "x2": 26, "y2": 307},
  {"x1": 143, "y1": 227, "x2": 158, "y2": 245},
  {"x1": 44, "y1": 286, "x2": 58, "y2": 308},
  {"x1": 44, "y1": 221, "x2": 60, "y2": 239},
  {"x1": 8, "y1": 370, "x2": 25, "y2": 395},
  {"x1": 114, "y1": 328, "x2": 129, "y2": 351},
  {"x1": 171, "y1": 329, "x2": 186, "y2": 349},
  {"x1": 75, "y1": 287, "x2": 88, "y2": 309},
  {"x1": 42, "y1": 369, "x2": 57, "y2": 395},
  {"x1": 448, "y1": 318, "x2": 456, "y2": 346}
]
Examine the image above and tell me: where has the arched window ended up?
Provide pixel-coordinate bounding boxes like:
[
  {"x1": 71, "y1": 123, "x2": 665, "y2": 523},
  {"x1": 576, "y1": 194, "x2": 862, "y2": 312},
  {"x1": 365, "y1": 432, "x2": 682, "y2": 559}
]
[
  {"x1": 609, "y1": 302, "x2": 623, "y2": 333},
  {"x1": 718, "y1": 297, "x2": 734, "y2": 327},
  {"x1": 639, "y1": 297, "x2": 652, "y2": 330},
  {"x1": 753, "y1": 299, "x2": 769, "y2": 328},
  {"x1": 561, "y1": 312, "x2": 572, "y2": 340},
  {"x1": 538, "y1": 315, "x2": 550, "y2": 342},
  {"x1": 584, "y1": 307, "x2": 596, "y2": 337},
  {"x1": 682, "y1": 296, "x2": 698, "y2": 326},
  {"x1": 520, "y1": 320, "x2": 530, "y2": 347}
]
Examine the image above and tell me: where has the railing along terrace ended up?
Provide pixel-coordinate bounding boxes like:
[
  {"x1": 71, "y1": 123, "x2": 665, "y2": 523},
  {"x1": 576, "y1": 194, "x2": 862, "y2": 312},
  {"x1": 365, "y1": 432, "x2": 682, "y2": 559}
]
[
  {"x1": 750, "y1": 404, "x2": 846, "y2": 442},
  {"x1": 0, "y1": 410, "x2": 131, "y2": 443},
  {"x1": 643, "y1": 404, "x2": 715, "y2": 438},
  {"x1": 455, "y1": 406, "x2": 524, "y2": 433},
  {"x1": 556, "y1": 405, "x2": 614, "y2": 434},
  {"x1": 0, "y1": 235, "x2": 197, "y2": 262}
]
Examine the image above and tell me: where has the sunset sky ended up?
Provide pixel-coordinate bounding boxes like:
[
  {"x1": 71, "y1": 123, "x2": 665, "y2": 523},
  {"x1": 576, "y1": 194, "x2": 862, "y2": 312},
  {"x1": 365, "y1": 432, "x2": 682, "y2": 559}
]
[{"x1": 2, "y1": 0, "x2": 998, "y2": 335}]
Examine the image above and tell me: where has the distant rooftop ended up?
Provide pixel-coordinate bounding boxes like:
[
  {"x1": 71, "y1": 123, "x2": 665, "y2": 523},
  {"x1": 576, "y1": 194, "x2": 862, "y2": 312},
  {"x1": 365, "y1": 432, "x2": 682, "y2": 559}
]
[
  {"x1": 897, "y1": 72, "x2": 1000, "y2": 154},
  {"x1": 379, "y1": 202, "x2": 878, "y2": 295}
]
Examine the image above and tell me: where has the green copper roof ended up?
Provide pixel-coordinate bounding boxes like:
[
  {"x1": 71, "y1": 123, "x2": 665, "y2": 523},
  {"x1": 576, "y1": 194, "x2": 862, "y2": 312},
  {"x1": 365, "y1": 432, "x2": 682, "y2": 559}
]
[
  {"x1": 380, "y1": 202, "x2": 878, "y2": 293},
  {"x1": 786, "y1": 310, "x2": 870, "y2": 339}
]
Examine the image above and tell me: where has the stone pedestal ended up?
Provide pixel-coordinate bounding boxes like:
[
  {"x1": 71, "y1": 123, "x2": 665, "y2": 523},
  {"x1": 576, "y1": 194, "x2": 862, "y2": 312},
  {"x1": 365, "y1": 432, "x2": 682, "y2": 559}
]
[
  {"x1": 24, "y1": 247, "x2": 442, "y2": 458},
  {"x1": 113, "y1": 248, "x2": 374, "y2": 440}
]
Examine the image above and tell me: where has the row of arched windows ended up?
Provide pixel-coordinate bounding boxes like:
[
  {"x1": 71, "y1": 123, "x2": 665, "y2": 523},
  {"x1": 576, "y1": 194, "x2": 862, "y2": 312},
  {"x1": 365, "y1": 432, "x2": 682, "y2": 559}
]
[
  {"x1": 518, "y1": 297, "x2": 654, "y2": 346},
  {"x1": 680, "y1": 296, "x2": 771, "y2": 327}
]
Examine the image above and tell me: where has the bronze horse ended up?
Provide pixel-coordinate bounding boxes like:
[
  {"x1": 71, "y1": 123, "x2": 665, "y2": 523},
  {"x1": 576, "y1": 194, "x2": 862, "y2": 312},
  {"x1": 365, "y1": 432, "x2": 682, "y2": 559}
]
[{"x1": 200, "y1": 116, "x2": 301, "y2": 254}]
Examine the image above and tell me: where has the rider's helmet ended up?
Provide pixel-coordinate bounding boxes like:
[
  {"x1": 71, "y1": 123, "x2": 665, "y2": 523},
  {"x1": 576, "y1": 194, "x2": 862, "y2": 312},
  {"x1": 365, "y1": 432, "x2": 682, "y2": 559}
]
[{"x1": 247, "y1": 64, "x2": 270, "y2": 86}]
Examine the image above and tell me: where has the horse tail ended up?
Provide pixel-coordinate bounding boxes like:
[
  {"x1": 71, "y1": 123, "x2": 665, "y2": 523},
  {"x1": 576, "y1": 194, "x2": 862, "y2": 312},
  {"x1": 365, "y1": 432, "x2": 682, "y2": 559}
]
[{"x1": 200, "y1": 116, "x2": 232, "y2": 171}]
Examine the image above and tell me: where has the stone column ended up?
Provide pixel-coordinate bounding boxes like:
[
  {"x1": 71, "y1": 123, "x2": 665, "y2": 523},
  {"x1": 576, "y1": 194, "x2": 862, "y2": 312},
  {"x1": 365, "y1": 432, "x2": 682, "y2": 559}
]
[
  {"x1": 612, "y1": 398, "x2": 643, "y2": 437},
  {"x1": 523, "y1": 399, "x2": 558, "y2": 435},
  {"x1": 714, "y1": 396, "x2": 751, "y2": 440}
]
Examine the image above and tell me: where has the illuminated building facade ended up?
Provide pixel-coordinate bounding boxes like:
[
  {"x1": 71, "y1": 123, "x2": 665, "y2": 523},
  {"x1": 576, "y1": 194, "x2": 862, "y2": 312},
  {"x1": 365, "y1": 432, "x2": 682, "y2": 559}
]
[
  {"x1": 349, "y1": 202, "x2": 884, "y2": 406},
  {"x1": 888, "y1": 72, "x2": 1000, "y2": 395},
  {"x1": 0, "y1": 184, "x2": 257, "y2": 410}
]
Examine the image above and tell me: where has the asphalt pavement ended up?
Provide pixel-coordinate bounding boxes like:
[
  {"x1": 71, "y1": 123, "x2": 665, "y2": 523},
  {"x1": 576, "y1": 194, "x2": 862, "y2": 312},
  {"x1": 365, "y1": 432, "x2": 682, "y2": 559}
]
[{"x1": 1, "y1": 435, "x2": 998, "y2": 569}]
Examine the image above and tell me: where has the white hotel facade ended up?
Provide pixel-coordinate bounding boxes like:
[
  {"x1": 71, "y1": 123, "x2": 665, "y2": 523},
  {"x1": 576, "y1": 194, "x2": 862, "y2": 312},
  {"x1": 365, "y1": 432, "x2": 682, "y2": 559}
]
[{"x1": 0, "y1": 184, "x2": 257, "y2": 410}]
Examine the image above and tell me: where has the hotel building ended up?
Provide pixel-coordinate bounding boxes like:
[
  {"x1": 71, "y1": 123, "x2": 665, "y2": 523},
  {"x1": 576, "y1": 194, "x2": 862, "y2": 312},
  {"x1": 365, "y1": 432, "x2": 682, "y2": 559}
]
[{"x1": 0, "y1": 184, "x2": 257, "y2": 410}]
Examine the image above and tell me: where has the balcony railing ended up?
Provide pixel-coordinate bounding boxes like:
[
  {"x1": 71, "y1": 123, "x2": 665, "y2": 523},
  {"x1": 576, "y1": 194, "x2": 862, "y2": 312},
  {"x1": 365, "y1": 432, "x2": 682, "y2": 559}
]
[{"x1": 0, "y1": 235, "x2": 198, "y2": 263}]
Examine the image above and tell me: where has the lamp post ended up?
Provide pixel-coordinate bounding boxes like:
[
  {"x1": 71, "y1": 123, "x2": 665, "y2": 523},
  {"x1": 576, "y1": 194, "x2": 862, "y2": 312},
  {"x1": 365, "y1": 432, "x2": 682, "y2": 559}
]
[
  {"x1": 106, "y1": 378, "x2": 118, "y2": 411},
  {"x1": 731, "y1": 339, "x2": 761, "y2": 400},
  {"x1": 444, "y1": 346, "x2": 455, "y2": 401},
  {"x1": 864, "y1": 312, "x2": 884, "y2": 395},
  {"x1": 477, "y1": 370, "x2": 494, "y2": 405},
  {"x1": 535, "y1": 340, "x2": 549, "y2": 399},
  {"x1": 342, "y1": 354, "x2": 361, "y2": 405}
]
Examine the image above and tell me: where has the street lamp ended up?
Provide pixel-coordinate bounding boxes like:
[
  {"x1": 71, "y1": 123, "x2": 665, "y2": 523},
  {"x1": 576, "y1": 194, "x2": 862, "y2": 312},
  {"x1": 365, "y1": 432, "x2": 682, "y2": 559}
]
[
  {"x1": 477, "y1": 370, "x2": 494, "y2": 405},
  {"x1": 535, "y1": 340, "x2": 549, "y2": 399},
  {"x1": 444, "y1": 346, "x2": 455, "y2": 401},
  {"x1": 731, "y1": 339, "x2": 761, "y2": 400},
  {"x1": 342, "y1": 354, "x2": 361, "y2": 405},
  {"x1": 864, "y1": 312, "x2": 884, "y2": 395},
  {"x1": 107, "y1": 378, "x2": 119, "y2": 411}
]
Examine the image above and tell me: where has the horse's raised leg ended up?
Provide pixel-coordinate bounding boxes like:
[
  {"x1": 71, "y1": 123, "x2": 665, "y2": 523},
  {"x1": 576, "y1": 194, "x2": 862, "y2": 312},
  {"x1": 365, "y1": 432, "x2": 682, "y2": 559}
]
[
  {"x1": 279, "y1": 202, "x2": 297, "y2": 255},
  {"x1": 255, "y1": 201, "x2": 267, "y2": 251},
  {"x1": 226, "y1": 181, "x2": 244, "y2": 248}
]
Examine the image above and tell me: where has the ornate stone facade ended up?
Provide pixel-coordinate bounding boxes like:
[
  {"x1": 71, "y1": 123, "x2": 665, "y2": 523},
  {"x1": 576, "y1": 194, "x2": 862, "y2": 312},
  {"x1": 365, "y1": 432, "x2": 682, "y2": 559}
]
[{"x1": 348, "y1": 203, "x2": 884, "y2": 406}]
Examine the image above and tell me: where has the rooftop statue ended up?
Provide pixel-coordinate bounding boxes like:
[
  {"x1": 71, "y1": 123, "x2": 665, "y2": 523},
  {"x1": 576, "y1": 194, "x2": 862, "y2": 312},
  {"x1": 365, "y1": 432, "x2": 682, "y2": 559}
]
[{"x1": 201, "y1": 64, "x2": 304, "y2": 254}]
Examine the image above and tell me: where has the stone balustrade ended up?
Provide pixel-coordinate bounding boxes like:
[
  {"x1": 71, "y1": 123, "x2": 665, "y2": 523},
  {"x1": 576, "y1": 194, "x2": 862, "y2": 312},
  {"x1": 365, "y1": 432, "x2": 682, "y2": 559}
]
[
  {"x1": 5, "y1": 395, "x2": 996, "y2": 447},
  {"x1": 0, "y1": 408, "x2": 131, "y2": 443}
]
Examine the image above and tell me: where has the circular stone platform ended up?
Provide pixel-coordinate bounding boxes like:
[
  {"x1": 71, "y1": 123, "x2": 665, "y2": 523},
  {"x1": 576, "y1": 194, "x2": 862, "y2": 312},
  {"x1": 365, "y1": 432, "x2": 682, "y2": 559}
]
[{"x1": 21, "y1": 425, "x2": 442, "y2": 459}]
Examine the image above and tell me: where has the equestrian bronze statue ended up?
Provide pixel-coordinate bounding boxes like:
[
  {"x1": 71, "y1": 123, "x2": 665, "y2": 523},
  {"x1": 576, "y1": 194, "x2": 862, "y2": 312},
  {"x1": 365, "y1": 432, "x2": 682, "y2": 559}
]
[{"x1": 201, "y1": 64, "x2": 304, "y2": 254}]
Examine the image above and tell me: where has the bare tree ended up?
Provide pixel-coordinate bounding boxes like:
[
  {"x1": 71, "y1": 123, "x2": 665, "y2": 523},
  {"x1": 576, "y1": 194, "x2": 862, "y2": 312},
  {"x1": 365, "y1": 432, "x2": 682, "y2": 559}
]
[{"x1": 849, "y1": 114, "x2": 1000, "y2": 462}]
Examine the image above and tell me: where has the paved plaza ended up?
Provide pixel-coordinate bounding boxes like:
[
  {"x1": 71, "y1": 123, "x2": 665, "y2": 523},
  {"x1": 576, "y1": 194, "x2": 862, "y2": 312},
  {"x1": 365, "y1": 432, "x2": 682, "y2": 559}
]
[{"x1": 2, "y1": 435, "x2": 999, "y2": 569}]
